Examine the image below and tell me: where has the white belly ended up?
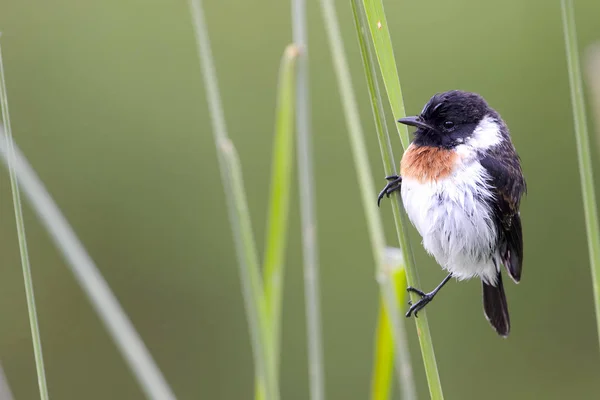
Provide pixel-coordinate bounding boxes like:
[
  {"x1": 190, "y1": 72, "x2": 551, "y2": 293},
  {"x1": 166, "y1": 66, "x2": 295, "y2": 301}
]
[{"x1": 401, "y1": 161, "x2": 499, "y2": 284}]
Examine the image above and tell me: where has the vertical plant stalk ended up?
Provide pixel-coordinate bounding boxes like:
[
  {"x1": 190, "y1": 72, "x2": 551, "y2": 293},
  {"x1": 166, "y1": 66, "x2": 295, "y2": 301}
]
[
  {"x1": 291, "y1": 1, "x2": 325, "y2": 400},
  {"x1": 0, "y1": 127, "x2": 176, "y2": 400},
  {"x1": 373, "y1": 248, "x2": 415, "y2": 400},
  {"x1": 561, "y1": 0, "x2": 600, "y2": 349},
  {"x1": 371, "y1": 302, "x2": 394, "y2": 400},
  {"x1": 316, "y1": 1, "x2": 416, "y2": 400},
  {"x1": 263, "y1": 44, "x2": 299, "y2": 360},
  {"x1": 349, "y1": 2, "x2": 416, "y2": 399},
  {"x1": 187, "y1": 1, "x2": 278, "y2": 399},
  {"x1": 355, "y1": 1, "x2": 444, "y2": 397},
  {"x1": 257, "y1": 44, "x2": 300, "y2": 400},
  {"x1": 0, "y1": 41, "x2": 50, "y2": 400},
  {"x1": 371, "y1": 274, "x2": 407, "y2": 400},
  {"x1": 360, "y1": 0, "x2": 409, "y2": 148}
]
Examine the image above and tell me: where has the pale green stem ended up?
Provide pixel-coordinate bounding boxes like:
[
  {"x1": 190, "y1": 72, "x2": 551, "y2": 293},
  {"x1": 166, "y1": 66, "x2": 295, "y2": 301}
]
[
  {"x1": 0, "y1": 127, "x2": 176, "y2": 400},
  {"x1": 187, "y1": 1, "x2": 278, "y2": 399},
  {"x1": 354, "y1": 1, "x2": 444, "y2": 397},
  {"x1": 350, "y1": 2, "x2": 417, "y2": 399},
  {"x1": 257, "y1": 44, "x2": 300, "y2": 400},
  {"x1": 0, "y1": 40, "x2": 50, "y2": 400},
  {"x1": 561, "y1": 0, "x2": 600, "y2": 350},
  {"x1": 318, "y1": 0, "x2": 386, "y2": 293},
  {"x1": 315, "y1": 3, "x2": 413, "y2": 400},
  {"x1": 376, "y1": 249, "x2": 415, "y2": 400},
  {"x1": 291, "y1": 1, "x2": 325, "y2": 399},
  {"x1": 263, "y1": 43, "x2": 299, "y2": 368}
]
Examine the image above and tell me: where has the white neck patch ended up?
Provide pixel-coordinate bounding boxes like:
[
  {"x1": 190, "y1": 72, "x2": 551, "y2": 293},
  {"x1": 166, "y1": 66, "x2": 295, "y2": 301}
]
[{"x1": 467, "y1": 115, "x2": 501, "y2": 150}]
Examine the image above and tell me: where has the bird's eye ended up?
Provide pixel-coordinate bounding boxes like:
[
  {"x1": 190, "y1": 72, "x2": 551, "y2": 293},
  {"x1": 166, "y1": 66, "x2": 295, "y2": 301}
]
[{"x1": 443, "y1": 121, "x2": 454, "y2": 129}]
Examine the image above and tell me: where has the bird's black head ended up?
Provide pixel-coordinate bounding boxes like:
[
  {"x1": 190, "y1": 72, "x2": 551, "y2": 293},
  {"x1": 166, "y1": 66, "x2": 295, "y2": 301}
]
[{"x1": 398, "y1": 90, "x2": 495, "y2": 149}]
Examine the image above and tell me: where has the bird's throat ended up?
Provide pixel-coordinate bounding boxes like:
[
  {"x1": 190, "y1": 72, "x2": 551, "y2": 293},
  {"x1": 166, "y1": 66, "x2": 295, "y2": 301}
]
[{"x1": 400, "y1": 144, "x2": 458, "y2": 183}]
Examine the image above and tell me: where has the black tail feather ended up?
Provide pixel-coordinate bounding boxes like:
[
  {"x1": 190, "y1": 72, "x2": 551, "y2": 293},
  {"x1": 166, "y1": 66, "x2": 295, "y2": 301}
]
[
  {"x1": 503, "y1": 213, "x2": 523, "y2": 283},
  {"x1": 482, "y1": 274, "x2": 510, "y2": 337}
]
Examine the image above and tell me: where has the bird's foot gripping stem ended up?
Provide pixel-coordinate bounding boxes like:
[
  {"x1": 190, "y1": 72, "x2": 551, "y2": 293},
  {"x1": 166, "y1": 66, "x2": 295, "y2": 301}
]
[
  {"x1": 377, "y1": 175, "x2": 402, "y2": 207},
  {"x1": 405, "y1": 273, "x2": 453, "y2": 318},
  {"x1": 406, "y1": 288, "x2": 435, "y2": 318}
]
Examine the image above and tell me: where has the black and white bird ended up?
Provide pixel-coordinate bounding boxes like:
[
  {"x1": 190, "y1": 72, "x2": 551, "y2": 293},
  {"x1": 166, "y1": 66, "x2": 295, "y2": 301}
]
[{"x1": 378, "y1": 90, "x2": 526, "y2": 337}]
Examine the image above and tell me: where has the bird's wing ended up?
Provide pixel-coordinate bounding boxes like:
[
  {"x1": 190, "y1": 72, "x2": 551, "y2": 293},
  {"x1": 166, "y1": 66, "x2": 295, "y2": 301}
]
[{"x1": 479, "y1": 146, "x2": 526, "y2": 283}]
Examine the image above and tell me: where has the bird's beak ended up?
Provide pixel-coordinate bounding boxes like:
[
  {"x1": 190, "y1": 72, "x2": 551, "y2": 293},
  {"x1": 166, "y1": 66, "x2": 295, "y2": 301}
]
[{"x1": 397, "y1": 116, "x2": 432, "y2": 131}]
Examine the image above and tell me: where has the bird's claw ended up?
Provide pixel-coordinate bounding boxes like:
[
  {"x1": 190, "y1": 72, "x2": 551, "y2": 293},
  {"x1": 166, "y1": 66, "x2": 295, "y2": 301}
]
[
  {"x1": 405, "y1": 287, "x2": 434, "y2": 318},
  {"x1": 377, "y1": 175, "x2": 402, "y2": 207},
  {"x1": 407, "y1": 286, "x2": 426, "y2": 297}
]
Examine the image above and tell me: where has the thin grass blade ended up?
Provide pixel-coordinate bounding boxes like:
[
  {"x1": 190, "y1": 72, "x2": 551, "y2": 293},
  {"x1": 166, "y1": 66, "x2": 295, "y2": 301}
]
[
  {"x1": 371, "y1": 248, "x2": 414, "y2": 400},
  {"x1": 256, "y1": 44, "x2": 300, "y2": 400},
  {"x1": 360, "y1": 0, "x2": 409, "y2": 148},
  {"x1": 349, "y1": 3, "x2": 416, "y2": 399},
  {"x1": 561, "y1": 0, "x2": 600, "y2": 350},
  {"x1": 319, "y1": 0, "x2": 387, "y2": 292},
  {"x1": 0, "y1": 40, "x2": 50, "y2": 400},
  {"x1": 354, "y1": 1, "x2": 444, "y2": 397},
  {"x1": 187, "y1": 1, "x2": 278, "y2": 399},
  {"x1": 316, "y1": 2, "x2": 416, "y2": 400},
  {"x1": 263, "y1": 43, "x2": 299, "y2": 362},
  {"x1": 221, "y1": 141, "x2": 276, "y2": 400},
  {"x1": 0, "y1": 127, "x2": 176, "y2": 400},
  {"x1": 371, "y1": 299, "x2": 393, "y2": 400},
  {"x1": 291, "y1": 1, "x2": 325, "y2": 399}
]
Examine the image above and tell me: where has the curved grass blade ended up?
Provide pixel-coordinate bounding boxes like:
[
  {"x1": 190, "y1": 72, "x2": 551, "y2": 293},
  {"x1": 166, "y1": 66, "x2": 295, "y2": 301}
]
[
  {"x1": 561, "y1": 0, "x2": 600, "y2": 350},
  {"x1": 0, "y1": 127, "x2": 177, "y2": 400}
]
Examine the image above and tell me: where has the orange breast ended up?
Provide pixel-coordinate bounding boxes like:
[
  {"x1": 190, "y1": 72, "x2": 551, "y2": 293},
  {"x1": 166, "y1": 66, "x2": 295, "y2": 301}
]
[{"x1": 400, "y1": 144, "x2": 459, "y2": 182}]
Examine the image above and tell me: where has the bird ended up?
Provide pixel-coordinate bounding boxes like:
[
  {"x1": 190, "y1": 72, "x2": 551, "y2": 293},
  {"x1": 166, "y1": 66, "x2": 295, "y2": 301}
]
[{"x1": 377, "y1": 90, "x2": 526, "y2": 337}]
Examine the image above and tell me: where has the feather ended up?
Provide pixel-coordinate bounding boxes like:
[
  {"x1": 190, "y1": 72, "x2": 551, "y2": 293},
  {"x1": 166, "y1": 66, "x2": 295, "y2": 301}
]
[{"x1": 479, "y1": 140, "x2": 526, "y2": 283}]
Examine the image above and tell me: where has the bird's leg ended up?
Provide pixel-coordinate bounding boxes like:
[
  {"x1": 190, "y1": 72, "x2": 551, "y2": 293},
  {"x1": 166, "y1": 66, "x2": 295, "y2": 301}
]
[
  {"x1": 406, "y1": 273, "x2": 453, "y2": 318},
  {"x1": 377, "y1": 175, "x2": 402, "y2": 207}
]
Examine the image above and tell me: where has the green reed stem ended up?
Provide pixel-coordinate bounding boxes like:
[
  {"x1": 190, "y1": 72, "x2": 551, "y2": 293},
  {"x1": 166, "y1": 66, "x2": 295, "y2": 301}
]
[
  {"x1": 291, "y1": 1, "x2": 325, "y2": 399},
  {"x1": 187, "y1": 1, "x2": 278, "y2": 399},
  {"x1": 316, "y1": 2, "x2": 415, "y2": 400},
  {"x1": 263, "y1": 43, "x2": 299, "y2": 369},
  {"x1": 256, "y1": 44, "x2": 300, "y2": 400},
  {"x1": 349, "y1": 3, "x2": 417, "y2": 399},
  {"x1": 354, "y1": 1, "x2": 444, "y2": 397},
  {"x1": 561, "y1": 0, "x2": 600, "y2": 351}
]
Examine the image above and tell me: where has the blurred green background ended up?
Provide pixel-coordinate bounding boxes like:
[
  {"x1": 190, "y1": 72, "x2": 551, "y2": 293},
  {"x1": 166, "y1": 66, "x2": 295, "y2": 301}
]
[{"x1": 1, "y1": 0, "x2": 600, "y2": 399}]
